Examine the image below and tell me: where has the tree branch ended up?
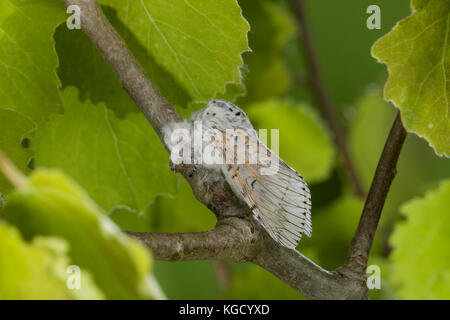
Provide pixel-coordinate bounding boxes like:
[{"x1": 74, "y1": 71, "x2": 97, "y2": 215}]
[
  {"x1": 127, "y1": 217, "x2": 366, "y2": 300},
  {"x1": 345, "y1": 113, "x2": 407, "y2": 274},
  {"x1": 125, "y1": 217, "x2": 258, "y2": 262},
  {"x1": 290, "y1": 0, "x2": 365, "y2": 198},
  {"x1": 61, "y1": 0, "x2": 404, "y2": 300}
]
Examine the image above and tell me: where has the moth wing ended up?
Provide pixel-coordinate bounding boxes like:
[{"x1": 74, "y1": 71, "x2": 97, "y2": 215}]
[{"x1": 221, "y1": 133, "x2": 312, "y2": 249}]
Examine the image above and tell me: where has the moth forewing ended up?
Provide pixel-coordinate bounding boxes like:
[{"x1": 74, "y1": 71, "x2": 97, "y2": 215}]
[
  {"x1": 219, "y1": 128, "x2": 311, "y2": 249},
  {"x1": 194, "y1": 99, "x2": 312, "y2": 250}
]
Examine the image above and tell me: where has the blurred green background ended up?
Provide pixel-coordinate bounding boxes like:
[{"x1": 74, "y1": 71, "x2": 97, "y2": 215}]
[{"x1": 1, "y1": 0, "x2": 449, "y2": 300}]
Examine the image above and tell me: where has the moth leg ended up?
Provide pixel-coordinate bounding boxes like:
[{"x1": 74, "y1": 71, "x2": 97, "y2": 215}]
[
  {"x1": 168, "y1": 160, "x2": 198, "y2": 178},
  {"x1": 188, "y1": 165, "x2": 199, "y2": 178}
]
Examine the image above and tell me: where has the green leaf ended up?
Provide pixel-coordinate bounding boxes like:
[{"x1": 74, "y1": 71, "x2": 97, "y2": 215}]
[
  {"x1": 3, "y1": 169, "x2": 163, "y2": 299},
  {"x1": 390, "y1": 179, "x2": 450, "y2": 299},
  {"x1": 54, "y1": 26, "x2": 137, "y2": 118},
  {"x1": 0, "y1": 0, "x2": 65, "y2": 122},
  {"x1": 98, "y1": 0, "x2": 250, "y2": 105},
  {"x1": 0, "y1": 223, "x2": 104, "y2": 299},
  {"x1": 34, "y1": 87, "x2": 177, "y2": 213},
  {"x1": 237, "y1": 0, "x2": 295, "y2": 105},
  {"x1": 0, "y1": 109, "x2": 34, "y2": 194},
  {"x1": 372, "y1": 0, "x2": 450, "y2": 156},
  {"x1": 0, "y1": 0, "x2": 66, "y2": 193},
  {"x1": 54, "y1": 6, "x2": 189, "y2": 117},
  {"x1": 246, "y1": 99, "x2": 335, "y2": 183},
  {"x1": 225, "y1": 264, "x2": 305, "y2": 299}
]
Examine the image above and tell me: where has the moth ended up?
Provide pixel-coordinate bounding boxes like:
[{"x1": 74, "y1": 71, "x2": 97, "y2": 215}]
[{"x1": 164, "y1": 100, "x2": 311, "y2": 249}]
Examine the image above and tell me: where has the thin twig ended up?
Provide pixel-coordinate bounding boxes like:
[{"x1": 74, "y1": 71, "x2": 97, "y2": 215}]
[
  {"x1": 127, "y1": 216, "x2": 367, "y2": 299},
  {"x1": 0, "y1": 150, "x2": 26, "y2": 188},
  {"x1": 345, "y1": 113, "x2": 407, "y2": 274},
  {"x1": 290, "y1": 0, "x2": 365, "y2": 198}
]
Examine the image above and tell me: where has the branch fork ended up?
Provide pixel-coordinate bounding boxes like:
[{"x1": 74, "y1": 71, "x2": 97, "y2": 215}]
[{"x1": 61, "y1": 0, "x2": 407, "y2": 299}]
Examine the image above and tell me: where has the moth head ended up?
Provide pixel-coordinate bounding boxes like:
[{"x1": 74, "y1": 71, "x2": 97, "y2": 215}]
[{"x1": 201, "y1": 100, "x2": 250, "y2": 128}]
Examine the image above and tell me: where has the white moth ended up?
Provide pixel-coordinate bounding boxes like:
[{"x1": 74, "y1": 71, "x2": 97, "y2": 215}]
[{"x1": 163, "y1": 100, "x2": 312, "y2": 249}]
